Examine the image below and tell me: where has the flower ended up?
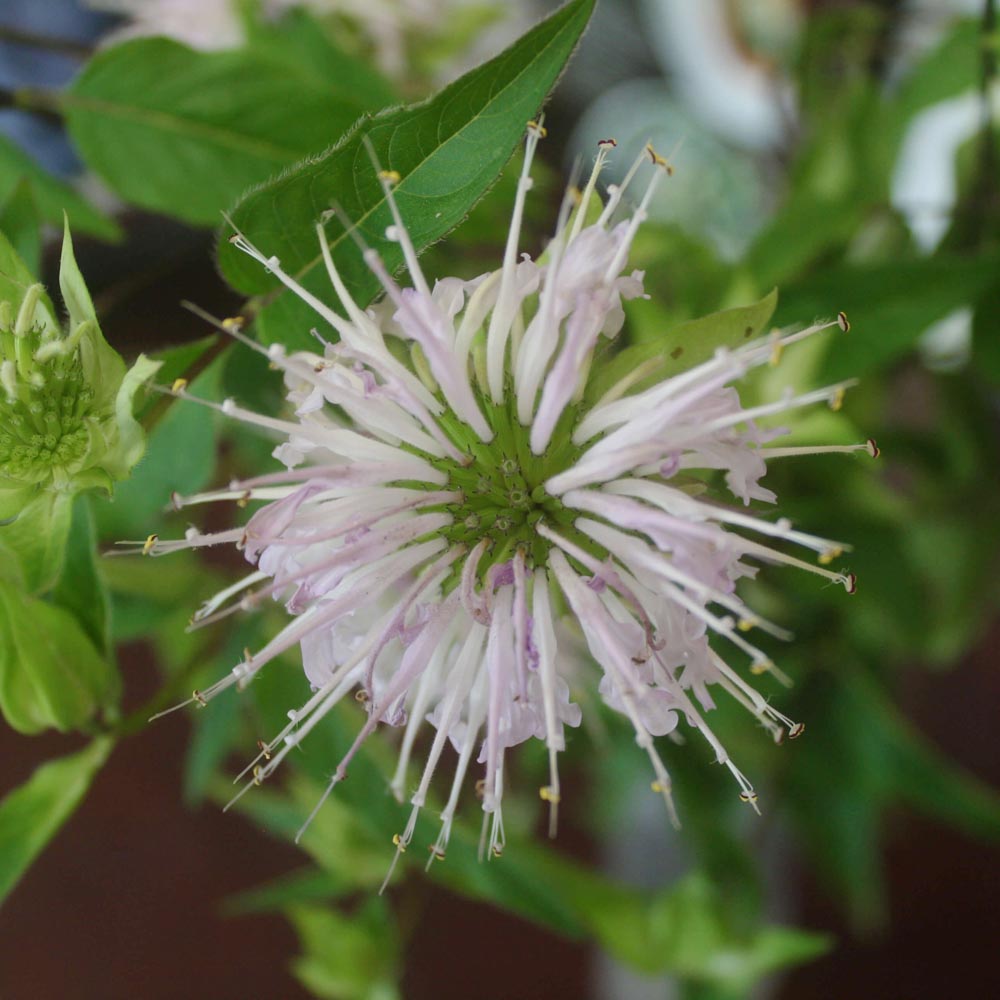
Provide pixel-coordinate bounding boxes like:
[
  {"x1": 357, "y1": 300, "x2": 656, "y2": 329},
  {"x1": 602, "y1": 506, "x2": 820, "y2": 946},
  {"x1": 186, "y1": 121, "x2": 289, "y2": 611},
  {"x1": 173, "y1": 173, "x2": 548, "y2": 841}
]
[
  {"x1": 0, "y1": 223, "x2": 158, "y2": 522},
  {"x1": 146, "y1": 126, "x2": 871, "y2": 876}
]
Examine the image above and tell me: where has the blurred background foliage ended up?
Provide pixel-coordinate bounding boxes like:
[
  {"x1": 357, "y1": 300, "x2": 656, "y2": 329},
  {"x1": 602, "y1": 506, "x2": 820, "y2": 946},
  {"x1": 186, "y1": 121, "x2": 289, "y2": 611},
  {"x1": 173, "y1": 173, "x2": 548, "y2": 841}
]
[{"x1": 1, "y1": 1, "x2": 999, "y2": 998}]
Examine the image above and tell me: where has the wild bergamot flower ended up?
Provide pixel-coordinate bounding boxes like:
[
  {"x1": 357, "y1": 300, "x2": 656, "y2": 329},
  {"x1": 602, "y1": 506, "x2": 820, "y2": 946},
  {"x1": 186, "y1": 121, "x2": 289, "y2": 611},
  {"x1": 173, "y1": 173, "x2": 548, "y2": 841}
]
[{"x1": 144, "y1": 126, "x2": 872, "y2": 874}]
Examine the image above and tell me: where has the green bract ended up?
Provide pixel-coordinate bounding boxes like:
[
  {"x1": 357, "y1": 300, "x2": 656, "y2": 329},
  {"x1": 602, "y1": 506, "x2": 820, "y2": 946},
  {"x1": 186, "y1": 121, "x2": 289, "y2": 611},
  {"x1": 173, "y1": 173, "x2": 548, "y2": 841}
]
[{"x1": 0, "y1": 221, "x2": 159, "y2": 526}]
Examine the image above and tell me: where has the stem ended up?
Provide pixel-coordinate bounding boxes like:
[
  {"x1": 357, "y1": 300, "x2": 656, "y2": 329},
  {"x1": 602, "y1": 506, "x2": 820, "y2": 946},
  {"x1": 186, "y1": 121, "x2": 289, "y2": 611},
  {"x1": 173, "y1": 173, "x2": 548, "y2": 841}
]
[
  {"x1": 0, "y1": 24, "x2": 93, "y2": 58},
  {"x1": 0, "y1": 84, "x2": 64, "y2": 124}
]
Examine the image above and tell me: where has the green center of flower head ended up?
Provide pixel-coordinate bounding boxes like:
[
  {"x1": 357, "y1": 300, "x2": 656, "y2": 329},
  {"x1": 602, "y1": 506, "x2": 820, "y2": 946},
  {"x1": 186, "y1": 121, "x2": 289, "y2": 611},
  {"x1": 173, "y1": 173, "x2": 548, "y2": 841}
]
[
  {"x1": 0, "y1": 295, "x2": 95, "y2": 488},
  {"x1": 406, "y1": 386, "x2": 586, "y2": 581}
]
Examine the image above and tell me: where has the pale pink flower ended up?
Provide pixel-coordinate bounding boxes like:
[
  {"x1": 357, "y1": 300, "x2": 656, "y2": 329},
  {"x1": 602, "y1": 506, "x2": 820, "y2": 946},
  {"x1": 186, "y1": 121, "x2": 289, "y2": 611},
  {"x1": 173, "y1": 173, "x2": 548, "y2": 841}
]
[{"x1": 143, "y1": 127, "x2": 869, "y2": 877}]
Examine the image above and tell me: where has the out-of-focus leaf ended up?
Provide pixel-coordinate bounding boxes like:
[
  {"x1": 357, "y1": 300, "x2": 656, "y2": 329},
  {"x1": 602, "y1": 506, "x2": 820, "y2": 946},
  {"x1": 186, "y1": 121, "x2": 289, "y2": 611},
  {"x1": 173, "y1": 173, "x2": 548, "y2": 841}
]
[
  {"x1": 0, "y1": 738, "x2": 112, "y2": 905},
  {"x1": 287, "y1": 900, "x2": 400, "y2": 1000},
  {"x1": 0, "y1": 179, "x2": 41, "y2": 275},
  {"x1": 588, "y1": 289, "x2": 777, "y2": 405},
  {"x1": 776, "y1": 255, "x2": 998, "y2": 380},
  {"x1": 223, "y1": 867, "x2": 350, "y2": 916},
  {"x1": 50, "y1": 496, "x2": 110, "y2": 656},
  {"x1": 218, "y1": 0, "x2": 597, "y2": 351},
  {"x1": 61, "y1": 19, "x2": 396, "y2": 225},
  {"x1": 0, "y1": 134, "x2": 120, "y2": 242},
  {"x1": 0, "y1": 581, "x2": 118, "y2": 735}
]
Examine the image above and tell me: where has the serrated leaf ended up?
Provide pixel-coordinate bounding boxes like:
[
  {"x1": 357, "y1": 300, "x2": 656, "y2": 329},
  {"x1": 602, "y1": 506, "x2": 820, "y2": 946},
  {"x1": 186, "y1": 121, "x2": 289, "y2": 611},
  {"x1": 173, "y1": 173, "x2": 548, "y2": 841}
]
[
  {"x1": 0, "y1": 738, "x2": 112, "y2": 905},
  {"x1": 587, "y1": 289, "x2": 778, "y2": 406},
  {"x1": 0, "y1": 134, "x2": 120, "y2": 242},
  {"x1": 217, "y1": 0, "x2": 596, "y2": 351},
  {"x1": 61, "y1": 19, "x2": 398, "y2": 226}
]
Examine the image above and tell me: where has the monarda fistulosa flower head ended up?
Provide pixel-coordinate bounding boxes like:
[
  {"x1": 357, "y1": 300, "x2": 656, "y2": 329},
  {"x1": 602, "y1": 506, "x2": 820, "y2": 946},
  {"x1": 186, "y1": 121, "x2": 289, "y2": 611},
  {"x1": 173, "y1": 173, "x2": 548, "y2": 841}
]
[
  {"x1": 143, "y1": 125, "x2": 873, "y2": 883},
  {"x1": 0, "y1": 222, "x2": 159, "y2": 523}
]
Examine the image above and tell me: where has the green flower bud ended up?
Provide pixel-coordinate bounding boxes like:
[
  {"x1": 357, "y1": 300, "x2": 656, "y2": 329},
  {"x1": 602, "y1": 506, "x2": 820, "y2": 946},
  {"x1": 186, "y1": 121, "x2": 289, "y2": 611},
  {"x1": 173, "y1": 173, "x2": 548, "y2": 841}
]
[{"x1": 0, "y1": 221, "x2": 160, "y2": 524}]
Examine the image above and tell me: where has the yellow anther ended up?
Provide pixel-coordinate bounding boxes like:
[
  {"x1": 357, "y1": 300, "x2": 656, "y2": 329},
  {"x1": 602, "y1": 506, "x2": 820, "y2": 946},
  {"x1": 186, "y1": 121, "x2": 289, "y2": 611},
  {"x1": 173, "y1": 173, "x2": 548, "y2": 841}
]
[
  {"x1": 256, "y1": 738, "x2": 272, "y2": 760},
  {"x1": 428, "y1": 845, "x2": 445, "y2": 860},
  {"x1": 354, "y1": 688, "x2": 370, "y2": 703},
  {"x1": 568, "y1": 185, "x2": 582, "y2": 206},
  {"x1": 171, "y1": 377, "x2": 188, "y2": 393},
  {"x1": 142, "y1": 533, "x2": 158, "y2": 555},
  {"x1": 768, "y1": 331, "x2": 784, "y2": 367},
  {"x1": 837, "y1": 310, "x2": 850, "y2": 333},
  {"x1": 650, "y1": 780, "x2": 668, "y2": 794},
  {"x1": 645, "y1": 142, "x2": 666, "y2": 167},
  {"x1": 527, "y1": 119, "x2": 547, "y2": 138},
  {"x1": 252, "y1": 764, "x2": 263, "y2": 786},
  {"x1": 818, "y1": 546, "x2": 843, "y2": 566},
  {"x1": 236, "y1": 490, "x2": 252, "y2": 509},
  {"x1": 788, "y1": 722, "x2": 806, "y2": 740},
  {"x1": 392, "y1": 833, "x2": 406, "y2": 852},
  {"x1": 192, "y1": 688, "x2": 208, "y2": 707},
  {"x1": 221, "y1": 316, "x2": 243, "y2": 332},
  {"x1": 491, "y1": 845, "x2": 504, "y2": 858},
  {"x1": 737, "y1": 617, "x2": 757, "y2": 632},
  {"x1": 739, "y1": 791, "x2": 758, "y2": 804},
  {"x1": 829, "y1": 387, "x2": 845, "y2": 412},
  {"x1": 378, "y1": 169, "x2": 401, "y2": 185},
  {"x1": 750, "y1": 659, "x2": 773, "y2": 676},
  {"x1": 539, "y1": 786, "x2": 561, "y2": 804},
  {"x1": 867, "y1": 437, "x2": 880, "y2": 459}
]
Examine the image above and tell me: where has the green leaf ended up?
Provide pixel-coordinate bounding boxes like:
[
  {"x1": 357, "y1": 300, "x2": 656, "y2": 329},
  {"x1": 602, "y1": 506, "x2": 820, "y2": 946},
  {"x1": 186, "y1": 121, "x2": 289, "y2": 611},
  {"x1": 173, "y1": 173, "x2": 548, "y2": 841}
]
[
  {"x1": 0, "y1": 737, "x2": 112, "y2": 905},
  {"x1": 587, "y1": 289, "x2": 778, "y2": 406},
  {"x1": 287, "y1": 900, "x2": 400, "y2": 1000},
  {"x1": 61, "y1": 20, "x2": 397, "y2": 226},
  {"x1": 0, "y1": 179, "x2": 42, "y2": 275},
  {"x1": 0, "y1": 133, "x2": 120, "y2": 242},
  {"x1": 50, "y1": 496, "x2": 110, "y2": 656},
  {"x1": 0, "y1": 491, "x2": 72, "y2": 595},
  {"x1": 217, "y1": 0, "x2": 596, "y2": 351},
  {"x1": 776, "y1": 255, "x2": 998, "y2": 381},
  {"x1": 0, "y1": 581, "x2": 118, "y2": 735}
]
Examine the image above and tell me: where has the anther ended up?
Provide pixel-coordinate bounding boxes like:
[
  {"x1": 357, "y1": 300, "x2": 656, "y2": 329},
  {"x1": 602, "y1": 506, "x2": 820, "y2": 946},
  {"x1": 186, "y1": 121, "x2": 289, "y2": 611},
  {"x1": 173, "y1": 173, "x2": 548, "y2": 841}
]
[
  {"x1": 428, "y1": 845, "x2": 446, "y2": 861},
  {"x1": 750, "y1": 658, "x2": 773, "y2": 676},
  {"x1": 192, "y1": 689, "x2": 208, "y2": 707},
  {"x1": 844, "y1": 573, "x2": 857, "y2": 595},
  {"x1": 737, "y1": 617, "x2": 757, "y2": 632},
  {"x1": 171, "y1": 377, "x2": 188, "y2": 393},
  {"x1": 818, "y1": 546, "x2": 842, "y2": 565},
  {"x1": 598, "y1": 138, "x2": 617, "y2": 149},
  {"x1": 866, "y1": 437, "x2": 880, "y2": 459},
  {"x1": 739, "y1": 791, "x2": 758, "y2": 805},
  {"x1": 222, "y1": 316, "x2": 243, "y2": 332},
  {"x1": 768, "y1": 331, "x2": 784, "y2": 367},
  {"x1": 252, "y1": 765, "x2": 263, "y2": 786},
  {"x1": 539, "y1": 786, "x2": 561, "y2": 803},
  {"x1": 527, "y1": 119, "x2": 547, "y2": 138},
  {"x1": 391, "y1": 833, "x2": 406, "y2": 852},
  {"x1": 829, "y1": 387, "x2": 845, "y2": 412},
  {"x1": 236, "y1": 490, "x2": 252, "y2": 509},
  {"x1": 491, "y1": 845, "x2": 503, "y2": 858},
  {"x1": 354, "y1": 688, "x2": 370, "y2": 703},
  {"x1": 788, "y1": 722, "x2": 806, "y2": 739},
  {"x1": 378, "y1": 169, "x2": 401, "y2": 185},
  {"x1": 256, "y1": 738, "x2": 272, "y2": 760},
  {"x1": 645, "y1": 142, "x2": 674, "y2": 175},
  {"x1": 837, "y1": 311, "x2": 850, "y2": 333},
  {"x1": 142, "y1": 533, "x2": 158, "y2": 555},
  {"x1": 474, "y1": 778, "x2": 487, "y2": 800}
]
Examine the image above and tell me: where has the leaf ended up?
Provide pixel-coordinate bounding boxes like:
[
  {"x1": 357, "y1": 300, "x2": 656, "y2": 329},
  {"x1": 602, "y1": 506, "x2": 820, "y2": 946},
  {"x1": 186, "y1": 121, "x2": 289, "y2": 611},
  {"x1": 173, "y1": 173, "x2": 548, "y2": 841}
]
[
  {"x1": 217, "y1": 0, "x2": 597, "y2": 351},
  {"x1": 0, "y1": 492, "x2": 72, "y2": 595},
  {"x1": 776, "y1": 255, "x2": 998, "y2": 381},
  {"x1": 587, "y1": 289, "x2": 778, "y2": 406},
  {"x1": 0, "y1": 581, "x2": 119, "y2": 735},
  {"x1": 287, "y1": 900, "x2": 400, "y2": 1000},
  {"x1": 61, "y1": 20, "x2": 398, "y2": 226},
  {"x1": 0, "y1": 738, "x2": 112, "y2": 905},
  {"x1": 50, "y1": 496, "x2": 110, "y2": 656},
  {"x1": 0, "y1": 133, "x2": 120, "y2": 242},
  {"x1": 0, "y1": 179, "x2": 41, "y2": 275},
  {"x1": 0, "y1": 227, "x2": 57, "y2": 332}
]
